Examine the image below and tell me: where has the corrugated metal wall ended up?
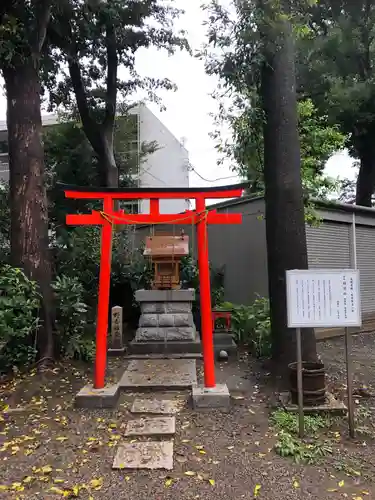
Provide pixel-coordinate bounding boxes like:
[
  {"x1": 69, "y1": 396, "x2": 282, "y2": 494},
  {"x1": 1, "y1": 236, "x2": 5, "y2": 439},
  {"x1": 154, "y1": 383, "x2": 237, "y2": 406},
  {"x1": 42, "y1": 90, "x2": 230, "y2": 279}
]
[
  {"x1": 134, "y1": 198, "x2": 375, "y2": 318},
  {"x1": 356, "y1": 225, "x2": 375, "y2": 315},
  {"x1": 306, "y1": 222, "x2": 351, "y2": 269}
]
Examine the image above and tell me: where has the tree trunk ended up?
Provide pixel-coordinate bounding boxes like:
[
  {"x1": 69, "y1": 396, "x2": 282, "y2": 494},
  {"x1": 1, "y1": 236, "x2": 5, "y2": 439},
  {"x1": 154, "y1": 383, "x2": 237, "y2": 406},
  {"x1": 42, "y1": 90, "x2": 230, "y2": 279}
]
[
  {"x1": 99, "y1": 132, "x2": 119, "y2": 187},
  {"x1": 356, "y1": 140, "x2": 375, "y2": 206},
  {"x1": 260, "y1": 9, "x2": 317, "y2": 376},
  {"x1": 3, "y1": 62, "x2": 54, "y2": 364}
]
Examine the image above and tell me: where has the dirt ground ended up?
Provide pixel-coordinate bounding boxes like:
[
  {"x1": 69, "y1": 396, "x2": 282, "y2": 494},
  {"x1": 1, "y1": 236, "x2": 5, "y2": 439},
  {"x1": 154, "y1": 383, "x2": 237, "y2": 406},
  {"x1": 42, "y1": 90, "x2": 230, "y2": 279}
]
[{"x1": 1, "y1": 333, "x2": 375, "y2": 500}]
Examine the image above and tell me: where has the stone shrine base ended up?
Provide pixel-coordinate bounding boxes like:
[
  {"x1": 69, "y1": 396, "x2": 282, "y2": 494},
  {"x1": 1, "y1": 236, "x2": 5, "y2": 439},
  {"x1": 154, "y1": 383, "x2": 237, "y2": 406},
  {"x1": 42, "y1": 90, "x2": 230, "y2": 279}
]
[{"x1": 131, "y1": 288, "x2": 200, "y2": 356}]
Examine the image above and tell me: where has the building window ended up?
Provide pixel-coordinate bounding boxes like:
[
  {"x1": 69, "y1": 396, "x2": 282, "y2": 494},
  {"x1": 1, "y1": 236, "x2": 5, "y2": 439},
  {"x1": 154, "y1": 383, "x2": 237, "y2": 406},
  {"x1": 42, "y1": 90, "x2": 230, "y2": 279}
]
[{"x1": 0, "y1": 141, "x2": 8, "y2": 154}]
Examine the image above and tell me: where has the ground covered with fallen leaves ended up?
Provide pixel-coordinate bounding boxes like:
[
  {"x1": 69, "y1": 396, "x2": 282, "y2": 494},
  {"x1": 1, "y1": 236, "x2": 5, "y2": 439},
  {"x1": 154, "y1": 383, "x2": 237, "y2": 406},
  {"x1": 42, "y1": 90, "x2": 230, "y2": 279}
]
[{"x1": 0, "y1": 333, "x2": 375, "y2": 499}]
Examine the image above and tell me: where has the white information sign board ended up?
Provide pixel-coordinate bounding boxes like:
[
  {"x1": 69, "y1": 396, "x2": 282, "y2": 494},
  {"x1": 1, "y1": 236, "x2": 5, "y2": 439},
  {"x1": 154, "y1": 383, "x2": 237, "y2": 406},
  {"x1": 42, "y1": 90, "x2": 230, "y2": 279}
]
[{"x1": 286, "y1": 269, "x2": 362, "y2": 328}]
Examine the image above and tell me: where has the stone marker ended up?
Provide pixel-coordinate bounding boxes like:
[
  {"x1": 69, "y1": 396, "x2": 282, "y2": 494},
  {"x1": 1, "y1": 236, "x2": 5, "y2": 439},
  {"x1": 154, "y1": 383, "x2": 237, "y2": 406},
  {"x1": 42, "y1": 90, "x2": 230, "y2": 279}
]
[
  {"x1": 131, "y1": 398, "x2": 184, "y2": 415},
  {"x1": 112, "y1": 441, "x2": 174, "y2": 470},
  {"x1": 109, "y1": 306, "x2": 124, "y2": 352},
  {"x1": 125, "y1": 416, "x2": 176, "y2": 437}
]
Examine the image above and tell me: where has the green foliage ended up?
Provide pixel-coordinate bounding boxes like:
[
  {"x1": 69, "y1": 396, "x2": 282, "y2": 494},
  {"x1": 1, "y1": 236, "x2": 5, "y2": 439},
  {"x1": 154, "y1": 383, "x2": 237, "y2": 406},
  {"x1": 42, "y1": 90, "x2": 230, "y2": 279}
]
[
  {"x1": 296, "y1": 0, "x2": 375, "y2": 203},
  {"x1": 219, "y1": 296, "x2": 271, "y2": 357},
  {"x1": 0, "y1": 265, "x2": 40, "y2": 371},
  {"x1": 203, "y1": 2, "x2": 346, "y2": 204},
  {"x1": 270, "y1": 409, "x2": 328, "y2": 435},
  {"x1": 46, "y1": 1, "x2": 189, "y2": 114},
  {"x1": 0, "y1": 182, "x2": 9, "y2": 263},
  {"x1": 52, "y1": 275, "x2": 95, "y2": 361},
  {"x1": 180, "y1": 256, "x2": 224, "y2": 308},
  {"x1": 271, "y1": 409, "x2": 333, "y2": 463},
  {"x1": 274, "y1": 429, "x2": 332, "y2": 464}
]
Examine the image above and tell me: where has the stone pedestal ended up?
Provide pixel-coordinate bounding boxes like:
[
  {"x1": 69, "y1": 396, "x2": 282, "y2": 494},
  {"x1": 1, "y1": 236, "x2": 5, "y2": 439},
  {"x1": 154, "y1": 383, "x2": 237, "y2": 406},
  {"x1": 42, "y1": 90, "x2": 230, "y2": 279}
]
[{"x1": 130, "y1": 289, "x2": 201, "y2": 355}]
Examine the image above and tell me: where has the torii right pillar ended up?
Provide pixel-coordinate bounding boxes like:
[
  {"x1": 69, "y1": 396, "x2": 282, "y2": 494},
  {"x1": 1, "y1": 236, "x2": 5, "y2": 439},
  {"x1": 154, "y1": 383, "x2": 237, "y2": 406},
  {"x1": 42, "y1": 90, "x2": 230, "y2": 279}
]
[{"x1": 192, "y1": 196, "x2": 231, "y2": 409}]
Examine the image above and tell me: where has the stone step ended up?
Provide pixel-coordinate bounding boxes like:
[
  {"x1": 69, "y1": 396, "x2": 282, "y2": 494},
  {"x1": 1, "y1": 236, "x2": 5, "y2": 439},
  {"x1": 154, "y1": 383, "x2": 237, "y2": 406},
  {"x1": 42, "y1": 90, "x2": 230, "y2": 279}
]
[
  {"x1": 112, "y1": 441, "x2": 173, "y2": 470},
  {"x1": 124, "y1": 416, "x2": 176, "y2": 437},
  {"x1": 126, "y1": 353, "x2": 202, "y2": 360},
  {"x1": 131, "y1": 398, "x2": 184, "y2": 415},
  {"x1": 119, "y1": 359, "x2": 197, "y2": 391}
]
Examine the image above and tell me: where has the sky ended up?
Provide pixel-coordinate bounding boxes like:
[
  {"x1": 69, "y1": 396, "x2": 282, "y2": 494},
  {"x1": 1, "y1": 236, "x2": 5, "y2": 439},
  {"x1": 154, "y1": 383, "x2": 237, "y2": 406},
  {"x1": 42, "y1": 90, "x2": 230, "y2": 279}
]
[{"x1": 0, "y1": 0, "x2": 357, "y2": 190}]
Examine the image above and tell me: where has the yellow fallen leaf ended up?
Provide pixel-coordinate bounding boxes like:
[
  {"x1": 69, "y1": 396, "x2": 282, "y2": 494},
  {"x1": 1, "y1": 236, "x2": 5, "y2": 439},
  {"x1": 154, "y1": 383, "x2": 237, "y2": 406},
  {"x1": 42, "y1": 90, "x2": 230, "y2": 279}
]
[
  {"x1": 0, "y1": 486, "x2": 8, "y2": 491},
  {"x1": 41, "y1": 465, "x2": 53, "y2": 474},
  {"x1": 181, "y1": 439, "x2": 190, "y2": 443},
  {"x1": 184, "y1": 471, "x2": 195, "y2": 476},
  {"x1": 22, "y1": 476, "x2": 34, "y2": 484},
  {"x1": 56, "y1": 436, "x2": 68, "y2": 442},
  {"x1": 90, "y1": 478, "x2": 103, "y2": 490},
  {"x1": 195, "y1": 445, "x2": 204, "y2": 450},
  {"x1": 49, "y1": 486, "x2": 65, "y2": 495},
  {"x1": 361, "y1": 491, "x2": 370, "y2": 496},
  {"x1": 54, "y1": 479, "x2": 65, "y2": 484},
  {"x1": 199, "y1": 450, "x2": 206, "y2": 454},
  {"x1": 293, "y1": 480, "x2": 299, "y2": 489},
  {"x1": 165, "y1": 478, "x2": 173, "y2": 487},
  {"x1": 338, "y1": 480, "x2": 345, "y2": 487},
  {"x1": 254, "y1": 484, "x2": 261, "y2": 497},
  {"x1": 11, "y1": 483, "x2": 24, "y2": 492},
  {"x1": 125, "y1": 476, "x2": 130, "y2": 482},
  {"x1": 327, "y1": 488, "x2": 338, "y2": 492},
  {"x1": 353, "y1": 497, "x2": 363, "y2": 500},
  {"x1": 208, "y1": 479, "x2": 215, "y2": 486}
]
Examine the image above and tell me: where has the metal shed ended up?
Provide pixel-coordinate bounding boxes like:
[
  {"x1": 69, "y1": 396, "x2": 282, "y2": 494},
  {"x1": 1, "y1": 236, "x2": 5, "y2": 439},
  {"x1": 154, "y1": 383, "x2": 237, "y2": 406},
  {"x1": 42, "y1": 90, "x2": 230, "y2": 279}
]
[{"x1": 135, "y1": 196, "x2": 375, "y2": 337}]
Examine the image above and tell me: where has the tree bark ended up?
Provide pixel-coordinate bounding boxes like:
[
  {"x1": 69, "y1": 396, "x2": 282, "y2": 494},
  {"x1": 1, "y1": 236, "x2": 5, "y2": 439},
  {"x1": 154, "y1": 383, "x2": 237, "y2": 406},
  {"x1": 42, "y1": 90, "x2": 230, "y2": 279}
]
[
  {"x1": 356, "y1": 140, "x2": 375, "y2": 206},
  {"x1": 260, "y1": 6, "x2": 317, "y2": 376},
  {"x1": 3, "y1": 62, "x2": 54, "y2": 363},
  {"x1": 67, "y1": 19, "x2": 119, "y2": 188}
]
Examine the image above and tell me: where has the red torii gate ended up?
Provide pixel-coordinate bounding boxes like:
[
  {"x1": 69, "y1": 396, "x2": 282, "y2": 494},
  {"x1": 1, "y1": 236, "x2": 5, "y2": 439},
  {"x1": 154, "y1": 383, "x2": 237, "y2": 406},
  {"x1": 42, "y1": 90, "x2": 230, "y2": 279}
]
[{"x1": 61, "y1": 182, "x2": 247, "y2": 390}]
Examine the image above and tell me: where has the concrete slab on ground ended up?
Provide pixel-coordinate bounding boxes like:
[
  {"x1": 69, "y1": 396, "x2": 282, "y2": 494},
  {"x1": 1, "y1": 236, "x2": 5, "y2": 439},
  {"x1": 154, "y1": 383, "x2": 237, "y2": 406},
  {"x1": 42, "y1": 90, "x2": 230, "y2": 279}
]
[
  {"x1": 75, "y1": 384, "x2": 119, "y2": 409},
  {"x1": 113, "y1": 441, "x2": 174, "y2": 470},
  {"x1": 192, "y1": 383, "x2": 231, "y2": 410},
  {"x1": 119, "y1": 359, "x2": 197, "y2": 390},
  {"x1": 279, "y1": 391, "x2": 347, "y2": 415},
  {"x1": 124, "y1": 416, "x2": 176, "y2": 437},
  {"x1": 131, "y1": 398, "x2": 184, "y2": 415}
]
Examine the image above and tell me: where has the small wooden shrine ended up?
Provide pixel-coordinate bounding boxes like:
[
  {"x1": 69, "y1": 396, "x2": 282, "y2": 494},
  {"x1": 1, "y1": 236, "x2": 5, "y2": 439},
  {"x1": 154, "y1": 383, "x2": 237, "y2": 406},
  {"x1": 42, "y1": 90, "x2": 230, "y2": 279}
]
[{"x1": 143, "y1": 232, "x2": 189, "y2": 290}]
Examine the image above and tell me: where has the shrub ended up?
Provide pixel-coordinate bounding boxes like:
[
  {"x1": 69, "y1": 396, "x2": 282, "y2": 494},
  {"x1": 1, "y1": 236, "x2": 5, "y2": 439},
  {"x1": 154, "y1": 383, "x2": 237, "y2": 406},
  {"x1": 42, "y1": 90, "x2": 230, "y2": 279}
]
[
  {"x1": 218, "y1": 296, "x2": 271, "y2": 357},
  {"x1": 52, "y1": 275, "x2": 95, "y2": 361},
  {"x1": 0, "y1": 265, "x2": 40, "y2": 371}
]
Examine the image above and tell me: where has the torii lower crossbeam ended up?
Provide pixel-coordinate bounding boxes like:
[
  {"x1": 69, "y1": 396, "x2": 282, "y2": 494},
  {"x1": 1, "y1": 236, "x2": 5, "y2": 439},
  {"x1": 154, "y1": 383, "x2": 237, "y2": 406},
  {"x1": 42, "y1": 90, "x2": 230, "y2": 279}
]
[{"x1": 61, "y1": 182, "x2": 247, "y2": 390}]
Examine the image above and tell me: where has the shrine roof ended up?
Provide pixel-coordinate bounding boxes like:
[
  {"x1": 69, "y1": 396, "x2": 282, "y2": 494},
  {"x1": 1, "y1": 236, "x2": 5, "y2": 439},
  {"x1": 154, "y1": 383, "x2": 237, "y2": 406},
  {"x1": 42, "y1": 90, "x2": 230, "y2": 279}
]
[{"x1": 144, "y1": 235, "x2": 189, "y2": 257}]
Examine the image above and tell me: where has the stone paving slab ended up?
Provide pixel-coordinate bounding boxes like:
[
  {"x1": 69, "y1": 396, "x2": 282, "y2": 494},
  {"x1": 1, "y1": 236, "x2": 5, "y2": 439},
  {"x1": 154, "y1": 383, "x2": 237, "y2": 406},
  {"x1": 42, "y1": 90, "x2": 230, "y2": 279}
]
[
  {"x1": 119, "y1": 359, "x2": 197, "y2": 390},
  {"x1": 124, "y1": 416, "x2": 176, "y2": 437},
  {"x1": 112, "y1": 441, "x2": 173, "y2": 470},
  {"x1": 131, "y1": 398, "x2": 184, "y2": 415}
]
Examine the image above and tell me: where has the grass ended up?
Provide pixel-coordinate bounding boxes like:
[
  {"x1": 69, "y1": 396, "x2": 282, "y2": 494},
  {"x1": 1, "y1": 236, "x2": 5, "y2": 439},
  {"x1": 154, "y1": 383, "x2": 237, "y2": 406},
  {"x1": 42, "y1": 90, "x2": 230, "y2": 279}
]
[{"x1": 270, "y1": 409, "x2": 334, "y2": 464}]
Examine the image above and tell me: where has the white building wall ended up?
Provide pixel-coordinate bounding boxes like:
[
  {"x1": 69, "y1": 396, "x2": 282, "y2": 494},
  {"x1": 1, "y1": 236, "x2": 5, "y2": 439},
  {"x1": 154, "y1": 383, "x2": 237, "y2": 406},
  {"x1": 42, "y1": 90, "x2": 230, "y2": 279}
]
[
  {"x1": 131, "y1": 104, "x2": 190, "y2": 214},
  {"x1": 0, "y1": 107, "x2": 191, "y2": 214}
]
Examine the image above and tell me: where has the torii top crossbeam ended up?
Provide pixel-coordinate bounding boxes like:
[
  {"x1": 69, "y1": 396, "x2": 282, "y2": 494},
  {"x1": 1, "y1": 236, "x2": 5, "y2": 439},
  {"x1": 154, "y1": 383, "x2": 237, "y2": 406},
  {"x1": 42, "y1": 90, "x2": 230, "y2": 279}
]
[{"x1": 60, "y1": 182, "x2": 248, "y2": 390}]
